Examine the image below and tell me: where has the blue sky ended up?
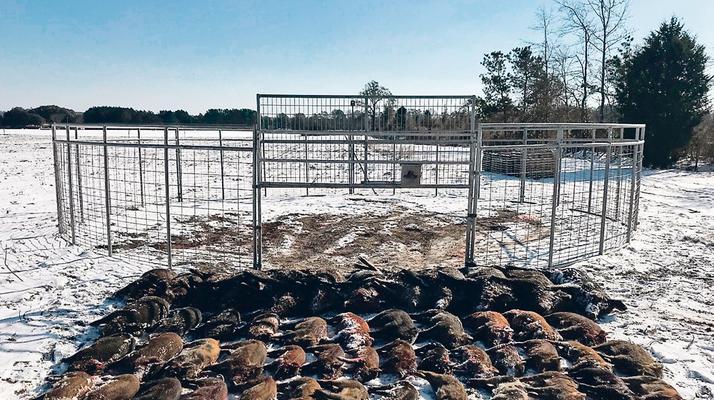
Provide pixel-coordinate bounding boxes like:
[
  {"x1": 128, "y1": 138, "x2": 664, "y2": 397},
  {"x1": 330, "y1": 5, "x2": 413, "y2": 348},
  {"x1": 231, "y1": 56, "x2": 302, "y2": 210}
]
[{"x1": 1, "y1": 0, "x2": 712, "y2": 113}]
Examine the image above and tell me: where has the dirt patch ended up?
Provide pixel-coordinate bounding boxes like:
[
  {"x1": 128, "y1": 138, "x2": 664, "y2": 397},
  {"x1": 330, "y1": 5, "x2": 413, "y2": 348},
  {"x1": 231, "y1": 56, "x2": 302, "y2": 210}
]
[
  {"x1": 108, "y1": 207, "x2": 547, "y2": 271},
  {"x1": 261, "y1": 209, "x2": 467, "y2": 271},
  {"x1": 259, "y1": 208, "x2": 547, "y2": 271}
]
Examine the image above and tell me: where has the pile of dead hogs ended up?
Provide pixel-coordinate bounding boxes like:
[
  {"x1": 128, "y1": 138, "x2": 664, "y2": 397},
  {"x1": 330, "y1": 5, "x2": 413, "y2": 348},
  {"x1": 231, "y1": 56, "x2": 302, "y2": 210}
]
[{"x1": 37, "y1": 265, "x2": 681, "y2": 400}]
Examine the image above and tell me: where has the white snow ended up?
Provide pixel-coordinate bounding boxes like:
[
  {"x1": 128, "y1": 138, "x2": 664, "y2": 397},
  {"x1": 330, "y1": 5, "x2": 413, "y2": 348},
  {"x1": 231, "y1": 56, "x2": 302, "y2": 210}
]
[
  {"x1": 579, "y1": 168, "x2": 714, "y2": 399},
  {"x1": 0, "y1": 129, "x2": 713, "y2": 399}
]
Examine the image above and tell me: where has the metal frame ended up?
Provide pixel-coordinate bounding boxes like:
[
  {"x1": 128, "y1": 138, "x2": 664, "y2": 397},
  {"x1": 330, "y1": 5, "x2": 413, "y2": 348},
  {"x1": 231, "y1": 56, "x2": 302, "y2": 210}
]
[
  {"x1": 254, "y1": 94, "x2": 645, "y2": 270},
  {"x1": 52, "y1": 124, "x2": 255, "y2": 269},
  {"x1": 49, "y1": 95, "x2": 645, "y2": 271}
]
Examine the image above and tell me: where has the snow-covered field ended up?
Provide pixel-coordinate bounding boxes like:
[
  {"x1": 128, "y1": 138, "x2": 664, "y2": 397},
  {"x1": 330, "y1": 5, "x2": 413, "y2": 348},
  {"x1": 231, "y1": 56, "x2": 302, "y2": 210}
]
[{"x1": 0, "y1": 130, "x2": 712, "y2": 399}]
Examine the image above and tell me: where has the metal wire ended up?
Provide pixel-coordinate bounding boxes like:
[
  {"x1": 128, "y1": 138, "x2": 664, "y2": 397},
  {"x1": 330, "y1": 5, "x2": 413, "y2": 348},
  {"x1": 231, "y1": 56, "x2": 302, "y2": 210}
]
[
  {"x1": 53, "y1": 125, "x2": 254, "y2": 269},
  {"x1": 51, "y1": 97, "x2": 645, "y2": 270}
]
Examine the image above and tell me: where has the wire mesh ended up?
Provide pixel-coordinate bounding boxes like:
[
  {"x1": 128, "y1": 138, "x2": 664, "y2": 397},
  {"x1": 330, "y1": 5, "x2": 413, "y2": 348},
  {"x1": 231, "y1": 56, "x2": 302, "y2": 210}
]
[
  {"x1": 258, "y1": 95, "x2": 474, "y2": 196},
  {"x1": 51, "y1": 101, "x2": 645, "y2": 270},
  {"x1": 52, "y1": 125, "x2": 255, "y2": 269}
]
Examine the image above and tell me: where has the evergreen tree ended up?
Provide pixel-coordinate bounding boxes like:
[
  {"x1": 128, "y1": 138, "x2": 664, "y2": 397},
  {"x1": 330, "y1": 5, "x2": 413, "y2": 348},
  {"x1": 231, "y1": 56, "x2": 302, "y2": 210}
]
[
  {"x1": 509, "y1": 46, "x2": 544, "y2": 121},
  {"x1": 30, "y1": 105, "x2": 78, "y2": 123},
  {"x1": 480, "y1": 51, "x2": 513, "y2": 122},
  {"x1": 174, "y1": 110, "x2": 194, "y2": 124},
  {"x1": 614, "y1": 17, "x2": 711, "y2": 167}
]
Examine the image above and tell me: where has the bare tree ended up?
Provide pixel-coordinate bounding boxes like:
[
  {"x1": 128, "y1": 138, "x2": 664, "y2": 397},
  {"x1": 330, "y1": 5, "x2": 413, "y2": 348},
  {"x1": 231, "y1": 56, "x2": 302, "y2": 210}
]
[
  {"x1": 585, "y1": 0, "x2": 629, "y2": 122},
  {"x1": 689, "y1": 113, "x2": 714, "y2": 170},
  {"x1": 359, "y1": 80, "x2": 393, "y2": 131},
  {"x1": 557, "y1": 0, "x2": 595, "y2": 121},
  {"x1": 531, "y1": 7, "x2": 557, "y2": 121},
  {"x1": 553, "y1": 47, "x2": 578, "y2": 120}
]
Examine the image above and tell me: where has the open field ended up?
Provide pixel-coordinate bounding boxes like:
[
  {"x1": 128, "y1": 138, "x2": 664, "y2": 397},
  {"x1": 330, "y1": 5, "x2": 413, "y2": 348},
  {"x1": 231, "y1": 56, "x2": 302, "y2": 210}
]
[{"x1": 0, "y1": 130, "x2": 713, "y2": 399}]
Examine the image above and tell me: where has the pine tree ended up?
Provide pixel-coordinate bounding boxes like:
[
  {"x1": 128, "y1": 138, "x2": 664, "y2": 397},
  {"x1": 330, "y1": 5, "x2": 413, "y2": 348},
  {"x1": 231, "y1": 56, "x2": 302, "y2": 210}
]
[
  {"x1": 509, "y1": 46, "x2": 544, "y2": 121},
  {"x1": 614, "y1": 17, "x2": 711, "y2": 167},
  {"x1": 480, "y1": 51, "x2": 513, "y2": 122}
]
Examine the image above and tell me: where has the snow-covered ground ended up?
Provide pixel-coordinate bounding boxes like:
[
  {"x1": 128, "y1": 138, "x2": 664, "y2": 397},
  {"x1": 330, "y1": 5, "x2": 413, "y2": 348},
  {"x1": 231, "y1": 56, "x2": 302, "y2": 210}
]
[
  {"x1": 0, "y1": 130, "x2": 712, "y2": 399},
  {"x1": 587, "y1": 168, "x2": 714, "y2": 399}
]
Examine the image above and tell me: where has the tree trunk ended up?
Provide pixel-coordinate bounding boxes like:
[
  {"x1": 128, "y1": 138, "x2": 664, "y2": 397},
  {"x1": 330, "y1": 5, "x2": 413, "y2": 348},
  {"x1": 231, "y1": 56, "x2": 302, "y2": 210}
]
[
  {"x1": 523, "y1": 79, "x2": 528, "y2": 120},
  {"x1": 544, "y1": 45, "x2": 550, "y2": 122},
  {"x1": 600, "y1": 48, "x2": 606, "y2": 122},
  {"x1": 582, "y1": 34, "x2": 589, "y2": 122}
]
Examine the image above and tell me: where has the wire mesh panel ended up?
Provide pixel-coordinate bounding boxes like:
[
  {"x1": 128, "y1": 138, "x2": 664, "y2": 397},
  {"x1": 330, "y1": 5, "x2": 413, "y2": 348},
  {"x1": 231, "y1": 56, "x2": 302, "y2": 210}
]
[
  {"x1": 475, "y1": 124, "x2": 644, "y2": 268},
  {"x1": 165, "y1": 130, "x2": 254, "y2": 268},
  {"x1": 52, "y1": 115, "x2": 644, "y2": 271},
  {"x1": 258, "y1": 95, "x2": 475, "y2": 192},
  {"x1": 485, "y1": 146, "x2": 555, "y2": 267},
  {"x1": 52, "y1": 125, "x2": 255, "y2": 269}
]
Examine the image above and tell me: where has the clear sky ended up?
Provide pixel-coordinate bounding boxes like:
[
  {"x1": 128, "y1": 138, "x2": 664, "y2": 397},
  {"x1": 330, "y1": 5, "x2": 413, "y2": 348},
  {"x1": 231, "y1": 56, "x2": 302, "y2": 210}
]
[{"x1": 1, "y1": 0, "x2": 712, "y2": 113}]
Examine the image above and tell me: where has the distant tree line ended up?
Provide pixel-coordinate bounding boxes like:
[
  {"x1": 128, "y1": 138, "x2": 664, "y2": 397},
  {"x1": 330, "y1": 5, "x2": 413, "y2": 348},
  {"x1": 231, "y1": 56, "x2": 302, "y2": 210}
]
[{"x1": 0, "y1": 106, "x2": 256, "y2": 128}]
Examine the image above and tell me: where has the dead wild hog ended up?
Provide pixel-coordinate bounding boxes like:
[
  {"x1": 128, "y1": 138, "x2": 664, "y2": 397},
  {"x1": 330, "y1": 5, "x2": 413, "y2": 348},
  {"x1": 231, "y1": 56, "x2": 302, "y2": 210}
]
[
  {"x1": 503, "y1": 309, "x2": 562, "y2": 341},
  {"x1": 463, "y1": 311, "x2": 513, "y2": 346},
  {"x1": 415, "y1": 370, "x2": 468, "y2": 400},
  {"x1": 594, "y1": 340, "x2": 663, "y2": 378},
  {"x1": 134, "y1": 377, "x2": 182, "y2": 400},
  {"x1": 40, "y1": 371, "x2": 93, "y2": 400},
  {"x1": 546, "y1": 312, "x2": 607, "y2": 346},
  {"x1": 64, "y1": 334, "x2": 136, "y2": 374},
  {"x1": 84, "y1": 374, "x2": 140, "y2": 400},
  {"x1": 159, "y1": 338, "x2": 220, "y2": 380}
]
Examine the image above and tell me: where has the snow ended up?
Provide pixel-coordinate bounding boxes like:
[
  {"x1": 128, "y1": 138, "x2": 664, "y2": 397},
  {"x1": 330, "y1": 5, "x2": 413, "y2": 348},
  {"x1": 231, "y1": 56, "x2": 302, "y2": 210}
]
[
  {"x1": 580, "y1": 168, "x2": 714, "y2": 399},
  {"x1": 1, "y1": 129, "x2": 713, "y2": 399}
]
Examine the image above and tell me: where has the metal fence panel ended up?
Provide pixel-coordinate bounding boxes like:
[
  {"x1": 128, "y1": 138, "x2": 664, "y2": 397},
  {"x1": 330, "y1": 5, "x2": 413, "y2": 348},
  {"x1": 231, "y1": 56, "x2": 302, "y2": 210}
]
[
  {"x1": 51, "y1": 101, "x2": 645, "y2": 271},
  {"x1": 52, "y1": 125, "x2": 255, "y2": 269}
]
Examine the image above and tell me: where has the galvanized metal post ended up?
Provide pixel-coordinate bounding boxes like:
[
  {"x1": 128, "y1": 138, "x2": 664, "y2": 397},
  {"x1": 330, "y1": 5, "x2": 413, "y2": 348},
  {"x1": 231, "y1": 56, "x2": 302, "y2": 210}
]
[
  {"x1": 519, "y1": 128, "x2": 527, "y2": 203},
  {"x1": 137, "y1": 129, "x2": 145, "y2": 207},
  {"x1": 476, "y1": 116, "x2": 483, "y2": 204},
  {"x1": 348, "y1": 101, "x2": 355, "y2": 194},
  {"x1": 363, "y1": 96, "x2": 369, "y2": 184},
  {"x1": 555, "y1": 129, "x2": 563, "y2": 207},
  {"x1": 74, "y1": 127, "x2": 84, "y2": 222},
  {"x1": 219, "y1": 129, "x2": 225, "y2": 200},
  {"x1": 175, "y1": 128, "x2": 183, "y2": 202},
  {"x1": 392, "y1": 136, "x2": 397, "y2": 195},
  {"x1": 626, "y1": 133, "x2": 638, "y2": 242},
  {"x1": 252, "y1": 126, "x2": 263, "y2": 270},
  {"x1": 547, "y1": 144, "x2": 562, "y2": 267},
  {"x1": 65, "y1": 126, "x2": 76, "y2": 245},
  {"x1": 599, "y1": 145, "x2": 612, "y2": 255},
  {"x1": 587, "y1": 129, "x2": 595, "y2": 213},
  {"x1": 614, "y1": 128, "x2": 622, "y2": 220},
  {"x1": 102, "y1": 126, "x2": 113, "y2": 256},
  {"x1": 304, "y1": 133, "x2": 309, "y2": 196},
  {"x1": 634, "y1": 126, "x2": 645, "y2": 231},
  {"x1": 51, "y1": 124, "x2": 64, "y2": 234},
  {"x1": 253, "y1": 93, "x2": 263, "y2": 270},
  {"x1": 464, "y1": 96, "x2": 479, "y2": 268},
  {"x1": 434, "y1": 133, "x2": 440, "y2": 196},
  {"x1": 163, "y1": 128, "x2": 172, "y2": 269}
]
